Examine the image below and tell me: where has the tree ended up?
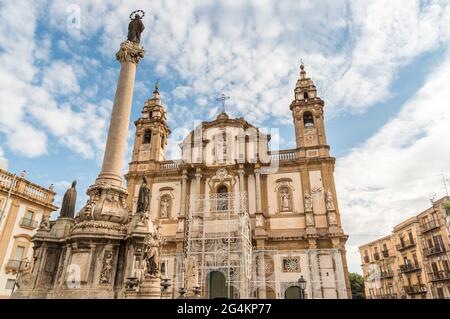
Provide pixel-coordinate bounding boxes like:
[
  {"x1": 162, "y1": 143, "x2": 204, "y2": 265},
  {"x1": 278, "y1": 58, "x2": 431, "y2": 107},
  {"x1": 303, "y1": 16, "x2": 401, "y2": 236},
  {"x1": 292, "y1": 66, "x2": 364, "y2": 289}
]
[{"x1": 349, "y1": 273, "x2": 365, "y2": 299}]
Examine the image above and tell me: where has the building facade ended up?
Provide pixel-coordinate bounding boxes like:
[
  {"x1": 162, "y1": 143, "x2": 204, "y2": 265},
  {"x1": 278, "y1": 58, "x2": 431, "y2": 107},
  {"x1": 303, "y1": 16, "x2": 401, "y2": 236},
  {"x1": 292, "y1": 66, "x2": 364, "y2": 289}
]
[
  {"x1": 0, "y1": 169, "x2": 57, "y2": 298},
  {"x1": 10, "y1": 28, "x2": 350, "y2": 298},
  {"x1": 360, "y1": 196, "x2": 450, "y2": 299},
  {"x1": 124, "y1": 64, "x2": 351, "y2": 299}
]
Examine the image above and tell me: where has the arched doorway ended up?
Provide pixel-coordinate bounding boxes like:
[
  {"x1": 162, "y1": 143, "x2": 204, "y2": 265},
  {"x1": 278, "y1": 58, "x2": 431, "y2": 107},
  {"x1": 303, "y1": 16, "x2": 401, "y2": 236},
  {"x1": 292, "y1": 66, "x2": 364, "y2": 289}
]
[
  {"x1": 209, "y1": 271, "x2": 228, "y2": 299},
  {"x1": 216, "y1": 185, "x2": 229, "y2": 212},
  {"x1": 285, "y1": 286, "x2": 302, "y2": 299}
]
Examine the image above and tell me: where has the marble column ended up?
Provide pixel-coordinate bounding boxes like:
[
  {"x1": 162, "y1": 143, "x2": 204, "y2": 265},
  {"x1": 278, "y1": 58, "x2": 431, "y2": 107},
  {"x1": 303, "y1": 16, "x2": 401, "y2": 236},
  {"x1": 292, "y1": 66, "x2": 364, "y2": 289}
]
[
  {"x1": 254, "y1": 166, "x2": 262, "y2": 213},
  {"x1": 97, "y1": 41, "x2": 145, "y2": 186},
  {"x1": 76, "y1": 41, "x2": 145, "y2": 228}
]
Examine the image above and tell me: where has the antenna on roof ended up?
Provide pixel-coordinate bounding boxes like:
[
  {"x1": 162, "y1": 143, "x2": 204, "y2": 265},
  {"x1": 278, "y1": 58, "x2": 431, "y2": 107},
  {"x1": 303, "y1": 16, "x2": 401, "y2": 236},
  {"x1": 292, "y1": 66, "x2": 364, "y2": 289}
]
[{"x1": 441, "y1": 173, "x2": 449, "y2": 196}]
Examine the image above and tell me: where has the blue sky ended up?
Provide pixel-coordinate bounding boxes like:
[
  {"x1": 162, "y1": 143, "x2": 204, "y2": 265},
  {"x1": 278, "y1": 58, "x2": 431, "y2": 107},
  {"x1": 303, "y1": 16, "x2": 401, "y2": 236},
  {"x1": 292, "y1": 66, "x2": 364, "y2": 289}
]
[{"x1": 1, "y1": 0, "x2": 450, "y2": 274}]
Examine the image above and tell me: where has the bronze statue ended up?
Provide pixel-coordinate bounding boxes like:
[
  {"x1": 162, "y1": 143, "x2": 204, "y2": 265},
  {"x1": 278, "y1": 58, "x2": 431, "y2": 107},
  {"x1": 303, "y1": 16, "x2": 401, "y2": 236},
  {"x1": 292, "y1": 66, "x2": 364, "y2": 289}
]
[
  {"x1": 127, "y1": 10, "x2": 145, "y2": 43},
  {"x1": 136, "y1": 177, "x2": 150, "y2": 215},
  {"x1": 60, "y1": 181, "x2": 77, "y2": 218}
]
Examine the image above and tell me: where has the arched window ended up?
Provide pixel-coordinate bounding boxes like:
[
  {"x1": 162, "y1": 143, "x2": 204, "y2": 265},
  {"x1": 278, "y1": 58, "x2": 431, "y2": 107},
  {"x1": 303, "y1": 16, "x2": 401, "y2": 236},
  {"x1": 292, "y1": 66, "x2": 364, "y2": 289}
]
[
  {"x1": 303, "y1": 112, "x2": 314, "y2": 128},
  {"x1": 161, "y1": 136, "x2": 165, "y2": 149},
  {"x1": 159, "y1": 195, "x2": 171, "y2": 219},
  {"x1": 143, "y1": 130, "x2": 152, "y2": 144},
  {"x1": 303, "y1": 92, "x2": 309, "y2": 100},
  {"x1": 279, "y1": 187, "x2": 292, "y2": 212},
  {"x1": 216, "y1": 185, "x2": 229, "y2": 212}
]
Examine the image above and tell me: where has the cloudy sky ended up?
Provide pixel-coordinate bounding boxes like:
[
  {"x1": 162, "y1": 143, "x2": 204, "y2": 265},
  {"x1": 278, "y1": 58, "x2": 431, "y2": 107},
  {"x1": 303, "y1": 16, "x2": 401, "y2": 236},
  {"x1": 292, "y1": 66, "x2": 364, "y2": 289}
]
[{"x1": 1, "y1": 0, "x2": 450, "y2": 274}]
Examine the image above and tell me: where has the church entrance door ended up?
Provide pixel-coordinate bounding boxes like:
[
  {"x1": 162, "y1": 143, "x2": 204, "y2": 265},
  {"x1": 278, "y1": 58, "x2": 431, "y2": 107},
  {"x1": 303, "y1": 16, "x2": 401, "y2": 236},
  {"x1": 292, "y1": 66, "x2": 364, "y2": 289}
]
[{"x1": 209, "y1": 271, "x2": 229, "y2": 299}]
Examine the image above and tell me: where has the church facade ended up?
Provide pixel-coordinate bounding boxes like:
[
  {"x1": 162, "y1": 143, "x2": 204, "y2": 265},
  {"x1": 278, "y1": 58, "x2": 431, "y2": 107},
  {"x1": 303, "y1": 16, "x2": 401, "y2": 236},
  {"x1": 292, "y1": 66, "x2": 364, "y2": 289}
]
[{"x1": 124, "y1": 64, "x2": 351, "y2": 299}]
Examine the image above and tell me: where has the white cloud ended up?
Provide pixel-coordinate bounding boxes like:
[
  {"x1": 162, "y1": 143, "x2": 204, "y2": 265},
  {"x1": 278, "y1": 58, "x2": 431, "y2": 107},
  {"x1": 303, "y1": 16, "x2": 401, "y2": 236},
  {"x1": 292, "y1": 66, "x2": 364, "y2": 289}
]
[
  {"x1": 43, "y1": 61, "x2": 81, "y2": 95},
  {"x1": 0, "y1": 147, "x2": 8, "y2": 170},
  {"x1": 336, "y1": 50, "x2": 450, "y2": 273}
]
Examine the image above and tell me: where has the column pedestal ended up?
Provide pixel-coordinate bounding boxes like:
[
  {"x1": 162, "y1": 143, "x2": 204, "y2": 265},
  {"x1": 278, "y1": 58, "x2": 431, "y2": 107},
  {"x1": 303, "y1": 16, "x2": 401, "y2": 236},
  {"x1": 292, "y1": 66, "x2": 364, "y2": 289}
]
[{"x1": 138, "y1": 275, "x2": 161, "y2": 299}]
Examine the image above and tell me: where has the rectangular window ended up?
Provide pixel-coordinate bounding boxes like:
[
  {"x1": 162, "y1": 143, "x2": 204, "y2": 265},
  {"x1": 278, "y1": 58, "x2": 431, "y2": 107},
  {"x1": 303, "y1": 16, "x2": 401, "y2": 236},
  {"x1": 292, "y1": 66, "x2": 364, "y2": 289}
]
[
  {"x1": 15, "y1": 246, "x2": 25, "y2": 261},
  {"x1": 408, "y1": 232, "x2": 414, "y2": 244},
  {"x1": 25, "y1": 210, "x2": 34, "y2": 221},
  {"x1": 5, "y1": 279, "x2": 15, "y2": 290}
]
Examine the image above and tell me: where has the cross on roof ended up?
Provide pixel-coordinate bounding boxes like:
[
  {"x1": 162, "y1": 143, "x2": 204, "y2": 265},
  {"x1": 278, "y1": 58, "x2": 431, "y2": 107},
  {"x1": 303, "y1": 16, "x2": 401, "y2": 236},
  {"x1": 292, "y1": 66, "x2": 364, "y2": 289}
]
[{"x1": 216, "y1": 94, "x2": 230, "y2": 113}]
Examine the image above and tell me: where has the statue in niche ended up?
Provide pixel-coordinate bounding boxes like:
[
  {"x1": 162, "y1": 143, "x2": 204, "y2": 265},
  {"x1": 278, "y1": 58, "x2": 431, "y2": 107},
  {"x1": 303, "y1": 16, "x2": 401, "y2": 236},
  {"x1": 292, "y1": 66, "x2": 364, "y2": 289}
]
[
  {"x1": 304, "y1": 191, "x2": 313, "y2": 211},
  {"x1": 160, "y1": 197, "x2": 170, "y2": 218},
  {"x1": 60, "y1": 181, "x2": 77, "y2": 218},
  {"x1": 136, "y1": 177, "x2": 150, "y2": 215},
  {"x1": 280, "y1": 188, "x2": 291, "y2": 211},
  {"x1": 326, "y1": 191, "x2": 335, "y2": 210},
  {"x1": 127, "y1": 11, "x2": 145, "y2": 43}
]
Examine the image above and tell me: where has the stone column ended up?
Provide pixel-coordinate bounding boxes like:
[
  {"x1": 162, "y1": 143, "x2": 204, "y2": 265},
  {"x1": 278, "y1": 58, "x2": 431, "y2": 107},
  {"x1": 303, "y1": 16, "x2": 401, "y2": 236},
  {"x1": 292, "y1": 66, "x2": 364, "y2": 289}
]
[
  {"x1": 254, "y1": 166, "x2": 262, "y2": 213},
  {"x1": 97, "y1": 41, "x2": 145, "y2": 186},
  {"x1": 75, "y1": 41, "x2": 145, "y2": 231},
  {"x1": 180, "y1": 171, "x2": 188, "y2": 217}
]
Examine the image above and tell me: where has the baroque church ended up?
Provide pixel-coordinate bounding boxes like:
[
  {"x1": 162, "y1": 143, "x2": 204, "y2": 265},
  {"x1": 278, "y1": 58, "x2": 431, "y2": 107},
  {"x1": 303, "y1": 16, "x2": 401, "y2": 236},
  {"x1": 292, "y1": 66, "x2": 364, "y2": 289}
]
[
  {"x1": 124, "y1": 63, "x2": 351, "y2": 299},
  {"x1": 10, "y1": 15, "x2": 350, "y2": 299}
]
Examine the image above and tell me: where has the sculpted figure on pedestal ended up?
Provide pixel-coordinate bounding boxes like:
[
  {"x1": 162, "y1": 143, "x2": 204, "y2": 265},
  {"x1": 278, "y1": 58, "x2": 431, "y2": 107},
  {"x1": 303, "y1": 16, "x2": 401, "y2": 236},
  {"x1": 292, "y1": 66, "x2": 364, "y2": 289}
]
[
  {"x1": 60, "y1": 181, "x2": 77, "y2": 218},
  {"x1": 127, "y1": 11, "x2": 145, "y2": 44}
]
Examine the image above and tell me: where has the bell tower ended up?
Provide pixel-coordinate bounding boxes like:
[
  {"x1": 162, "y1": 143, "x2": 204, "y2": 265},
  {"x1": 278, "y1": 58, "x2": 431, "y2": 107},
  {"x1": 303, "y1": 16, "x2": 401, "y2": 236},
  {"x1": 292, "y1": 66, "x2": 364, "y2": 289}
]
[
  {"x1": 290, "y1": 63, "x2": 329, "y2": 158},
  {"x1": 131, "y1": 82, "x2": 171, "y2": 165}
]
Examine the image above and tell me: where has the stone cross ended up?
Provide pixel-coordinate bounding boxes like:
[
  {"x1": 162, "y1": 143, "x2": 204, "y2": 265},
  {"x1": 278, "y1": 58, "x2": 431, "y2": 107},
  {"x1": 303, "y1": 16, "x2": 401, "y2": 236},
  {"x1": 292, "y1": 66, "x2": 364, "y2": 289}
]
[{"x1": 216, "y1": 94, "x2": 230, "y2": 113}]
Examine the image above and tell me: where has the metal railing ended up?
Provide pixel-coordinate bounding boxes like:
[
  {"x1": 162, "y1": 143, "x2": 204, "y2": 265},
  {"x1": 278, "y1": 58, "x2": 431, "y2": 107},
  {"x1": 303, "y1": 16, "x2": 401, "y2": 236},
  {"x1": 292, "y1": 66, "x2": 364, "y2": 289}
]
[
  {"x1": 373, "y1": 253, "x2": 380, "y2": 261},
  {"x1": 380, "y1": 271, "x2": 394, "y2": 279},
  {"x1": 399, "y1": 262, "x2": 421, "y2": 274},
  {"x1": 404, "y1": 284, "x2": 427, "y2": 295},
  {"x1": 382, "y1": 250, "x2": 390, "y2": 258},
  {"x1": 428, "y1": 271, "x2": 450, "y2": 282},
  {"x1": 421, "y1": 219, "x2": 440, "y2": 233},
  {"x1": 20, "y1": 217, "x2": 39, "y2": 229},
  {"x1": 396, "y1": 240, "x2": 416, "y2": 251},
  {"x1": 364, "y1": 256, "x2": 370, "y2": 263},
  {"x1": 424, "y1": 245, "x2": 446, "y2": 257}
]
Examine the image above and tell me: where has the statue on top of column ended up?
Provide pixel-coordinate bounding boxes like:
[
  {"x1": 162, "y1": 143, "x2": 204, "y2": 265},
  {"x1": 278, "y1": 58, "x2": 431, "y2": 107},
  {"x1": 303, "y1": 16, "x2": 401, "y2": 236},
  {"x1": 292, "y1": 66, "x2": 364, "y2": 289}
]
[
  {"x1": 60, "y1": 180, "x2": 77, "y2": 218},
  {"x1": 127, "y1": 10, "x2": 145, "y2": 44}
]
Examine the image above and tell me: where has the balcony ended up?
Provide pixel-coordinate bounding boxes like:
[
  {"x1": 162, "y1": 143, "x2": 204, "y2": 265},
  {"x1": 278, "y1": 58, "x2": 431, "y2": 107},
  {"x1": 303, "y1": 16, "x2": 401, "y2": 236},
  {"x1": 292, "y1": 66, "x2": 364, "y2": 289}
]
[
  {"x1": 428, "y1": 271, "x2": 450, "y2": 282},
  {"x1": 404, "y1": 284, "x2": 427, "y2": 295},
  {"x1": 19, "y1": 217, "x2": 39, "y2": 229},
  {"x1": 5, "y1": 259, "x2": 30, "y2": 273},
  {"x1": 396, "y1": 240, "x2": 416, "y2": 251},
  {"x1": 380, "y1": 271, "x2": 394, "y2": 279},
  {"x1": 373, "y1": 253, "x2": 380, "y2": 261},
  {"x1": 363, "y1": 256, "x2": 370, "y2": 263},
  {"x1": 399, "y1": 262, "x2": 421, "y2": 274},
  {"x1": 424, "y1": 245, "x2": 446, "y2": 257},
  {"x1": 382, "y1": 250, "x2": 390, "y2": 258},
  {"x1": 421, "y1": 219, "x2": 440, "y2": 233}
]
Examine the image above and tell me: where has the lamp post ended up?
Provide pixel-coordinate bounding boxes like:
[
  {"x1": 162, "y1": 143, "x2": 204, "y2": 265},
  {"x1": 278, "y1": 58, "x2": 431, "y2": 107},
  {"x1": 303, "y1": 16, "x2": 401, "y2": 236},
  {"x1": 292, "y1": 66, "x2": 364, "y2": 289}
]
[
  {"x1": 11, "y1": 257, "x2": 29, "y2": 294},
  {"x1": 298, "y1": 275, "x2": 307, "y2": 299}
]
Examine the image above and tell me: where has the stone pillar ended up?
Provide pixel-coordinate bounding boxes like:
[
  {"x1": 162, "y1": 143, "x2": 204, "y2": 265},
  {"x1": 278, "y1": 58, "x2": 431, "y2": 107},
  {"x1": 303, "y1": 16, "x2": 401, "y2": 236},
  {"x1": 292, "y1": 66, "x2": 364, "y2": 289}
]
[
  {"x1": 180, "y1": 171, "x2": 188, "y2": 216},
  {"x1": 75, "y1": 41, "x2": 144, "y2": 235},
  {"x1": 238, "y1": 167, "x2": 245, "y2": 195},
  {"x1": 97, "y1": 41, "x2": 145, "y2": 187},
  {"x1": 254, "y1": 166, "x2": 262, "y2": 213}
]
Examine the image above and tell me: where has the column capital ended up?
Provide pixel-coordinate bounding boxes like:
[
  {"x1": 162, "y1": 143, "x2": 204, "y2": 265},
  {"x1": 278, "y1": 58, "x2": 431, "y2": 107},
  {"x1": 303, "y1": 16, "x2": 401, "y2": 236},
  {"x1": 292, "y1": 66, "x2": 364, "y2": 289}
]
[{"x1": 116, "y1": 41, "x2": 145, "y2": 65}]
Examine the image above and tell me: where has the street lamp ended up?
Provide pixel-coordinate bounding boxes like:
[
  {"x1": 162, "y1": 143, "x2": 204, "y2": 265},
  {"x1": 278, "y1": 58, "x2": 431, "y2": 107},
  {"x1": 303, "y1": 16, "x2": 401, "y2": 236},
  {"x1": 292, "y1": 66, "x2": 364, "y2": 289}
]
[{"x1": 298, "y1": 275, "x2": 307, "y2": 299}]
